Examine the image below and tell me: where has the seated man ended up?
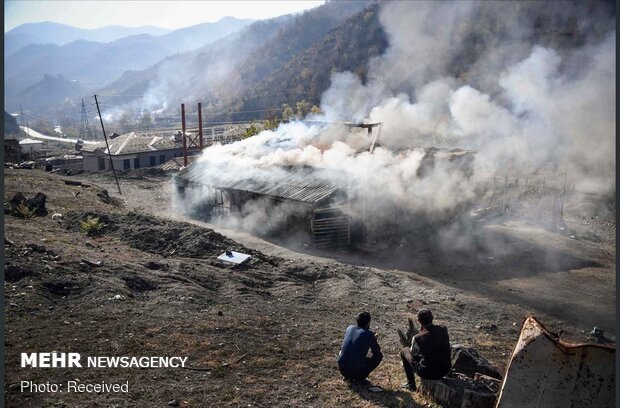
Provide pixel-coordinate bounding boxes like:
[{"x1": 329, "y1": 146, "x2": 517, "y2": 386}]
[
  {"x1": 400, "y1": 309, "x2": 451, "y2": 390},
  {"x1": 338, "y1": 311, "x2": 383, "y2": 383}
]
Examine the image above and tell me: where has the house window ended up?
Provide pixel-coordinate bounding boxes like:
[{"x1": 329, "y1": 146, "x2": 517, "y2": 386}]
[
  {"x1": 123, "y1": 159, "x2": 130, "y2": 170},
  {"x1": 149, "y1": 156, "x2": 156, "y2": 166},
  {"x1": 159, "y1": 154, "x2": 166, "y2": 164},
  {"x1": 134, "y1": 158, "x2": 140, "y2": 169}
]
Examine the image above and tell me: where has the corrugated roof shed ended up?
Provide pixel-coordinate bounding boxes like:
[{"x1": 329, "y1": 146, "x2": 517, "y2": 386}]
[
  {"x1": 177, "y1": 164, "x2": 350, "y2": 204},
  {"x1": 81, "y1": 132, "x2": 178, "y2": 155}
]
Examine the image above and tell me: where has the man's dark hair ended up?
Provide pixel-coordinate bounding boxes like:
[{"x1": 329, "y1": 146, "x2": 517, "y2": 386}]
[
  {"x1": 417, "y1": 309, "x2": 433, "y2": 326},
  {"x1": 356, "y1": 311, "x2": 371, "y2": 328}
]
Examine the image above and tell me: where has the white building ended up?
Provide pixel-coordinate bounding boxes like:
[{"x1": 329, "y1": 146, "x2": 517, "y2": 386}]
[
  {"x1": 81, "y1": 132, "x2": 182, "y2": 172},
  {"x1": 19, "y1": 138, "x2": 45, "y2": 156}
]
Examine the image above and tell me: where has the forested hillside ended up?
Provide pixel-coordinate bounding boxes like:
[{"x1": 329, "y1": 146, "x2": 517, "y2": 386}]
[
  {"x1": 7, "y1": 0, "x2": 616, "y2": 126},
  {"x1": 231, "y1": 4, "x2": 387, "y2": 120}
]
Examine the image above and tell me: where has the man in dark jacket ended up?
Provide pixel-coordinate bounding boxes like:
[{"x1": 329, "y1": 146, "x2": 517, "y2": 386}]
[
  {"x1": 338, "y1": 311, "x2": 383, "y2": 383},
  {"x1": 400, "y1": 309, "x2": 451, "y2": 390}
]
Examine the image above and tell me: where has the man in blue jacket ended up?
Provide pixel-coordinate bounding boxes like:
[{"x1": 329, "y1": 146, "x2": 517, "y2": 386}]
[{"x1": 338, "y1": 311, "x2": 383, "y2": 383}]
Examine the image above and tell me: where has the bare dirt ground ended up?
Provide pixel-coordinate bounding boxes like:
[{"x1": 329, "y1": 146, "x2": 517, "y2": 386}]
[{"x1": 4, "y1": 169, "x2": 615, "y2": 407}]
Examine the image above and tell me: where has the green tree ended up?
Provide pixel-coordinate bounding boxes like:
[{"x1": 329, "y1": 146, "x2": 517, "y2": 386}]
[
  {"x1": 295, "y1": 100, "x2": 312, "y2": 118},
  {"x1": 281, "y1": 103, "x2": 294, "y2": 121},
  {"x1": 264, "y1": 116, "x2": 280, "y2": 130},
  {"x1": 242, "y1": 125, "x2": 260, "y2": 139}
]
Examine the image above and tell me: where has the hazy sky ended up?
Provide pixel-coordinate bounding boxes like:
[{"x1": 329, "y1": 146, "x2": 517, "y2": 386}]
[{"x1": 4, "y1": 1, "x2": 325, "y2": 31}]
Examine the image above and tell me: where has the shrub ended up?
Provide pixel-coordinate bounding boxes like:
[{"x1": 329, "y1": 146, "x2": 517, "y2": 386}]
[
  {"x1": 14, "y1": 204, "x2": 37, "y2": 219},
  {"x1": 80, "y1": 216, "x2": 106, "y2": 236}
]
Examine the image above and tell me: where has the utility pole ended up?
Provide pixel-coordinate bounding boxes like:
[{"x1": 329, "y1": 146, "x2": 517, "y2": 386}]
[
  {"x1": 94, "y1": 95, "x2": 122, "y2": 195},
  {"x1": 181, "y1": 103, "x2": 187, "y2": 167},
  {"x1": 79, "y1": 98, "x2": 93, "y2": 140},
  {"x1": 19, "y1": 104, "x2": 23, "y2": 126},
  {"x1": 198, "y1": 102, "x2": 204, "y2": 150}
]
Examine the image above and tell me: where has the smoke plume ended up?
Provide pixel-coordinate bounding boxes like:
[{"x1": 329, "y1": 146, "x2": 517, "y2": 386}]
[{"x1": 180, "y1": 1, "x2": 615, "y2": 240}]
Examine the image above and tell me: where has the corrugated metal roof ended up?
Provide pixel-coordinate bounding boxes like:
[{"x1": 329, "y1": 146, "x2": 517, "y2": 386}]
[
  {"x1": 177, "y1": 163, "x2": 349, "y2": 204},
  {"x1": 81, "y1": 132, "x2": 179, "y2": 155}
]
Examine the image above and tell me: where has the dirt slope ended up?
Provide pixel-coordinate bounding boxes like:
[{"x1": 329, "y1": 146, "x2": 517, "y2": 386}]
[{"x1": 4, "y1": 169, "x2": 615, "y2": 407}]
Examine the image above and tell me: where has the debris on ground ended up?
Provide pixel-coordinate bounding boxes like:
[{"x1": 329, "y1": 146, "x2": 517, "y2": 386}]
[
  {"x1": 6, "y1": 192, "x2": 48, "y2": 217},
  {"x1": 217, "y1": 250, "x2": 251, "y2": 265},
  {"x1": 3, "y1": 169, "x2": 614, "y2": 407},
  {"x1": 107, "y1": 294, "x2": 124, "y2": 301},
  {"x1": 451, "y1": 345, "x2": 503, "y2": 379},
  {"x1": 96, "y1": 189, "x2": 123, "y2": 206},
  {"x1": 63, "y1": 210, "x2": 275, "y2": 264},
  {"x1": 496, "y1": 316, "x2": 615, "y2": 407},
  {"x1": 419, "y1": 372, "x2": 497, "y2": 408},
  {"x1": 63, "y1": 179, "x2": 90, "y2": 187},
  {"x1": 81, "y1": 258, "x2": 103, "y2": 267}
]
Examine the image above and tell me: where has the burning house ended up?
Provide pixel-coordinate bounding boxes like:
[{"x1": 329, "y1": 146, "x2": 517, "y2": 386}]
[
  {"x1": 175, "y1": 164, "x2": 360, "y2": 247},
  {"x1": 174, "y1": 122, "x2": 475, "y2": 248}
]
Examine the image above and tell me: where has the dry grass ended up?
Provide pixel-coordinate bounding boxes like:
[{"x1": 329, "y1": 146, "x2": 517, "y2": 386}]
[
  {"x1": 4, "y1": 169, "x2": 615, "y2": 407},
  {"x1": 318, "y1": 361, "x2": 441, "y2": 407}
]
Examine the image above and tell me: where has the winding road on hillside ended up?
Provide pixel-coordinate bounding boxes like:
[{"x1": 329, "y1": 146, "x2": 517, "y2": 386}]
[{"x1": 20, "y1": 126, "x2": 98, "y2": 145}]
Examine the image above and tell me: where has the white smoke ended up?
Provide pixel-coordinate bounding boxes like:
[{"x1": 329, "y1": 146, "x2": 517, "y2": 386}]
[{"x1": 181, "y1": 1, "x2": 615, "y2": 238}]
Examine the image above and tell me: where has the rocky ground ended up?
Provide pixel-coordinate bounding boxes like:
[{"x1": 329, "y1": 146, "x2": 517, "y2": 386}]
[{"x1": 4, "y1": 169, "x2": 615, "y2": 407}]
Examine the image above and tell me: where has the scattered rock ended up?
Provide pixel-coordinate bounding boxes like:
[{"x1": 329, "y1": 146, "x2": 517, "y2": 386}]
[
  {"x1": 8, "y1": 192, "x2": 48, "y2": 217},
  {"x1": 419, "y1": 372, "x2": 497, "y2": 408},
  {"x1": 43, "y1": 281, "x2": 74, "y2": 296},
  {"x1": 143, "y1": 261, "x2": 166, "y2": 270},
  {"x1": 63, "y1": 211, "x2": 268, "y2": 262},
  {"x1": 451, "y1": 346, "x2": 502, "y2": 380},
  {"x1": 121, "y1": 274, "x2": 158, "y2": 292},
  {"x1": 167, "y1": 399, "x2": 180, "y2": 407},
  {"x1": 81, "y1": 258, "x2": 103, "y2": 267},
  {"x1": 27, "y1": 243, "x2": 47, "y2": 253},
  {"x1": 96, "y1": 189, "x2": 122, "y2": 206},
  {"x1": 63, "y1": 179, "x2": 90, "y2": 187},
  {"x1": 5, "y1": 265, "x2": 32, "y2": 282}
]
